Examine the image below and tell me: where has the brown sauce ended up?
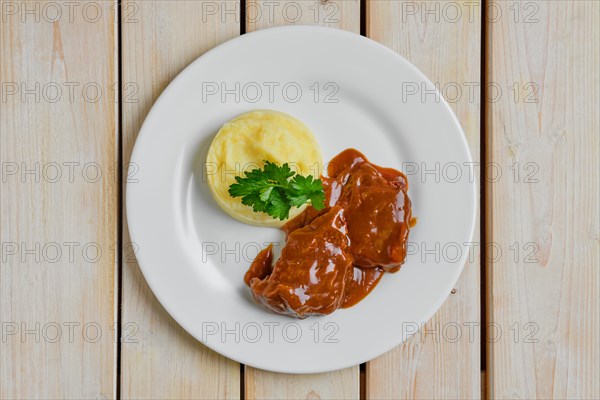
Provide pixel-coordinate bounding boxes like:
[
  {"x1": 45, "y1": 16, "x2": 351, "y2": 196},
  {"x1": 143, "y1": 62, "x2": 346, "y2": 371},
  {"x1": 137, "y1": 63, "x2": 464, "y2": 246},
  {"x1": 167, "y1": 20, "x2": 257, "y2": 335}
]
[
  {"x1": 341, "y1": 266, "x2": 384, "y2": 308},
  {"x1": 245, "y1": 149, "x2": 414, "y2": 318}
]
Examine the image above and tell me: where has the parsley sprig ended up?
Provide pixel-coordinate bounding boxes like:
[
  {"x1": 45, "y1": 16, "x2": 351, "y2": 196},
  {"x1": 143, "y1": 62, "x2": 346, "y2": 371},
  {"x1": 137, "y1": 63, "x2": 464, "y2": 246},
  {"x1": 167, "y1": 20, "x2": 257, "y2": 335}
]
[{"x1": 228, "y1": 161, "x2": 326, "y2": 220}]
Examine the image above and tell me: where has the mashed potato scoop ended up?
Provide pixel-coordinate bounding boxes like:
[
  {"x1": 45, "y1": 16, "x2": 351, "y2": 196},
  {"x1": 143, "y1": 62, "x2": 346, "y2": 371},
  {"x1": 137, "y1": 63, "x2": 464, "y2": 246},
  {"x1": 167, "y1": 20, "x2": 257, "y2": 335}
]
[{"x1": 206, "y1": 110, "x2": 323, "y2": 227}]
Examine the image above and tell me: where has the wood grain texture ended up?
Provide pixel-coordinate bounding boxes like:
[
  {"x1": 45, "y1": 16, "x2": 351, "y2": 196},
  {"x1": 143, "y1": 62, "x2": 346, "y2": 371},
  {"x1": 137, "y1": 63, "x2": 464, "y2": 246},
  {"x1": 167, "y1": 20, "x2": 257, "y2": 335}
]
[
  {"x1": 120, "y1": 2, "x2": 240, "y2": 398},
  {"x1": 366, "y1": 1, "x2": 481, "y2": 399},
  {"x1": 246, "y1": 0, "x2": 359, "y2": 32},
  {"x1": 244, "y1": 1, "x2": 359, "y2": 399},
  {"x1": 245, "y1": 372, "x2": 359, "y2": 400},
  {"x1": 0, "y1": 2, "x2": 118, "y2": 398},
  {"x1": 486, "y1": 1, "x2": 599, "y2": 398}
]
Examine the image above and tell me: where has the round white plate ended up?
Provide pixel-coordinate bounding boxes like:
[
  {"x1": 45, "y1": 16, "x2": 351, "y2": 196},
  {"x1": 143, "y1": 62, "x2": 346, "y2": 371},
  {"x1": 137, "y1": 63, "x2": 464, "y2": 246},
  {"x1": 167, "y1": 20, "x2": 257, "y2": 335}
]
[{"x1": 127, "y1": 26, "x2": 476, "y2": 374}]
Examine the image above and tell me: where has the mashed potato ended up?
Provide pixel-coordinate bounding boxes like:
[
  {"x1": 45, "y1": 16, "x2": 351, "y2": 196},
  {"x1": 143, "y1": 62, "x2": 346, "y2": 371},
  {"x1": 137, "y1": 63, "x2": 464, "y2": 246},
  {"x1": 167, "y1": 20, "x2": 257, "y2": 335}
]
[{"x1": 206, "y1": 110, "x2": 323, "y2": 227}]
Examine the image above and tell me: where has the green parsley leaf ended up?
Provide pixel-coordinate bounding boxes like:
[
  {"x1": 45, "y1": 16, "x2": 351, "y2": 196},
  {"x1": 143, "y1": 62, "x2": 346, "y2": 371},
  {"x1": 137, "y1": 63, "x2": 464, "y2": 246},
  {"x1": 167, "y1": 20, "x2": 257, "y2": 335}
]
[
  {"x1": 289, "y1": 175, "x2": 326, "y2": 210},
  {"x1": 266, "y1": 188, "x2": 291, "y2": 220},
  {"x1": 228, "y1": 160, "x2": 326, "y2": 220},
  {"x1": 259, "y1": 186, "x2": 274, "y2": 202}
]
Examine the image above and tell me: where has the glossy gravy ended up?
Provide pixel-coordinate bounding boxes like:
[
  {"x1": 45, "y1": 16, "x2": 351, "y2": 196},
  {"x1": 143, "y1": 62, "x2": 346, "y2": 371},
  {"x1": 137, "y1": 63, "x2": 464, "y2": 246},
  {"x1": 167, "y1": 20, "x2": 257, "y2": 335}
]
[{"x1": 244, "y1": 149, "x2": 415, "y2": 318}]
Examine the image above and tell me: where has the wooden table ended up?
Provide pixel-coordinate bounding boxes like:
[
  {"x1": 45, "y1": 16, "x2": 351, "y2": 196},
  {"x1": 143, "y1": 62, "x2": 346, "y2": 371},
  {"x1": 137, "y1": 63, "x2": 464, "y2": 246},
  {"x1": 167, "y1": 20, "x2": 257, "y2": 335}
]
[{"x1": 1, "y1": 1, "x2": 598, "y2": 398}]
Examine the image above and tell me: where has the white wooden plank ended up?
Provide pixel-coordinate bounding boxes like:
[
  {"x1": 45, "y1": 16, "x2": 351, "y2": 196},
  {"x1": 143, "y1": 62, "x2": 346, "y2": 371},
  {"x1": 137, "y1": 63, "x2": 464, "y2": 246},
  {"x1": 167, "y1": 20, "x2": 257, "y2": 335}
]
[
  {"x1": 120, "y1": 2, "x2": 241, "y2": 398},
  {"x1": 487, "y1": 1, "x2": 599, "y2": 398},
  {"x1": 0, "y1": 2, "x2": 118, "y2": 398},
  {"x1": 367, "y1": 1, "x2": 481, "y2": 398},
  {"x1": 244, "y1": 1, "x2": 360, "y2": 399}
]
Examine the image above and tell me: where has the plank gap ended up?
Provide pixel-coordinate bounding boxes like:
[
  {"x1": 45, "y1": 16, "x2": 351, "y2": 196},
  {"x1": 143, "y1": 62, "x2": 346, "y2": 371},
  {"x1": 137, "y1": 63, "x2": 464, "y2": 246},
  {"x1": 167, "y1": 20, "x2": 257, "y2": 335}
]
[
  {"x1": 240, "y1": 363, "x2": 245, "y2": 400},
  {"x1": 116, "y1": 0, "x2": 124, "y2": 399},
  {"x1": 239, "y1": 1, "x2": 246, "y2": 397},
  {"x1": 479, "y1": 0, "x2": 488, "y2": 377},
  {"x1": 359, "y1": 363, "x2": 366, "y2": 400},
  {"x1": 359, "y1": 0, "x2": 366, "y2": 36},
  {"x1": 241, "y1": 0, "x2": 247, "y2": 34}
]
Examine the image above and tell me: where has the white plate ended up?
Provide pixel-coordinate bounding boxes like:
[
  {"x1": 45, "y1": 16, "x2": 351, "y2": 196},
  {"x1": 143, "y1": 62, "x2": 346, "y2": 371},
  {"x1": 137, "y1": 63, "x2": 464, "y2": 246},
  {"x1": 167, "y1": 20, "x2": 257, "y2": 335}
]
[{"x1": 127, "y1": 26, "x2": 476, "y2": 374}]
